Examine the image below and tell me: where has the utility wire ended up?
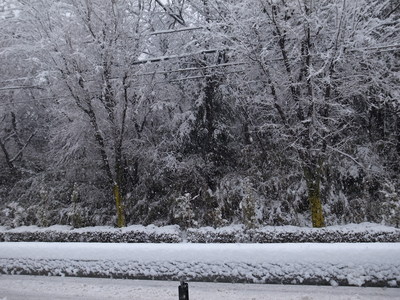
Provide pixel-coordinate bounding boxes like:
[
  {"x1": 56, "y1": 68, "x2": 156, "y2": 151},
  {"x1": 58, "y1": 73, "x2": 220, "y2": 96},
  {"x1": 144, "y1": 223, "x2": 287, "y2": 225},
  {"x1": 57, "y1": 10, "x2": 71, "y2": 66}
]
[
  {"x1": 0, "y1": 69, "x2": 391, "y2": 108},
  {"x1": 1, "y1": 43, "x2": 399, "y2": 85},
  {"x1": 0, "y1": 77, "x2": 32, "y2": 84},
  {"x1": 0, "y1": 85, "x2": 43, "y2": 91},
  {"x1": 0, "y1": 96, "x2": 67, "y2": 107},
  {"x1": 0, "y1": 44, "x2": 398, "y2": 92},
  {"x1": 149, "y1": 26, "x2": 204, "y2": 35}
]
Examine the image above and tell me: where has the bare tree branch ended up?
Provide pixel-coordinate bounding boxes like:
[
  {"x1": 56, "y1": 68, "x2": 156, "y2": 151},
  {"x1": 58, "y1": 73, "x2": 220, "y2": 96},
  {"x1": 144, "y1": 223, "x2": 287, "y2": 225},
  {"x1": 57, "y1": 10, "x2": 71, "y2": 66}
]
[{"x1": 155, "y1": 0, "x2": 186, "y2": 25}]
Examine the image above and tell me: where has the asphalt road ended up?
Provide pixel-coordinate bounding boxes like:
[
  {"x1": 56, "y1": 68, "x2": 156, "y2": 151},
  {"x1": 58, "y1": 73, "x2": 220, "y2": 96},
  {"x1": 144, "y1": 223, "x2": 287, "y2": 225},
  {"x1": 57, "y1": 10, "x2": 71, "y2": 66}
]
[{"x1": 0, "y1": 275, "x2": 399, "y2": 300}]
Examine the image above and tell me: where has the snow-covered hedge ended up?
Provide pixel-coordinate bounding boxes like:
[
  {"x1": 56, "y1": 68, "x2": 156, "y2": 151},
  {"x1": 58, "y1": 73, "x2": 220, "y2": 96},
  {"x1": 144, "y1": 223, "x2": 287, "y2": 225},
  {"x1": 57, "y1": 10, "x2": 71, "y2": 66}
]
[
  {"x1": 0, "y1": 225, "x2": 181, "y2": 243},
  {"x1": 0, "y1": 223, "x2": 399, "y2": 243},
  {"x1": 186, "y1": 225, "x2": 249, "y2": 243},
  {"x1": 248, "y1": 223, "x2": 400, "y2": 243},
  {"x1": 186, "y1": 223, "x2": 400, "y2": 243}
]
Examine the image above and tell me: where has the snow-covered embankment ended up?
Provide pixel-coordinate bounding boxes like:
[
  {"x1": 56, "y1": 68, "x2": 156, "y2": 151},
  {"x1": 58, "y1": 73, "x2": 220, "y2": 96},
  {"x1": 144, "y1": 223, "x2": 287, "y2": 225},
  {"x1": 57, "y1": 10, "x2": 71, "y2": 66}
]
[{"x1": 0, "y1": 242, "x2": 399, "y2": 287}]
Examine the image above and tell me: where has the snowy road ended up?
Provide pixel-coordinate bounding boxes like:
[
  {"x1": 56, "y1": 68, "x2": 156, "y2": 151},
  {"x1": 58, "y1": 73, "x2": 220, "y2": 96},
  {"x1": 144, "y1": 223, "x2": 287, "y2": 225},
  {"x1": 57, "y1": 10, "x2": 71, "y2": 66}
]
[
  {"x1": 0, "y1": 275, "x2": 399, "y2": 300},
  {"x1": 0, "y1": 242, "x2": 399, "y2": 287}
]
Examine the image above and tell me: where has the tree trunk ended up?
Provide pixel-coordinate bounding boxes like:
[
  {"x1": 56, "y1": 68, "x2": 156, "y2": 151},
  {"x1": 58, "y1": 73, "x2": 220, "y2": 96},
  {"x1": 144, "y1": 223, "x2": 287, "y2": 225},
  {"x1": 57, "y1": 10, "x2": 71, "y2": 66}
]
[
  {"x1": 85, "y1": 104, "x2": 127, "y2": 228},
  {"x1": 304, "y1": 167, "x2": 325, "y2": 228},
  {"x1": 114, "y1": 152, "x2": 126, "y2": 228},
  {"x1": 113, "y1": 183, "x2": 125, "y2": 228},
  {"x1": 0, "y1": 138, "x2": 15, "y2": 171}
]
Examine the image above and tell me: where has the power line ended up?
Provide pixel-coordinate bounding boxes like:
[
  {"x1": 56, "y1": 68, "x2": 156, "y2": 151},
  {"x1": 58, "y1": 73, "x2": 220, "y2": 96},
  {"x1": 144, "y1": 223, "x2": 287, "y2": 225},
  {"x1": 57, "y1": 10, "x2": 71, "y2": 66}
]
[
  {"x1": 346, "y1": 44, "x2": 400, "y2": 53},
  {"x1": 0, "y1": 95, "x2": 70, "y2": 107},
  {"x1": 0, "y1": 85, "x2": 42, "y2": 91},
  {"x1": 0, "y1": 67, "x2": 385, "y2": 108},
  {"x1": 0, "y1": 44, "x2": 398, "y2": 93},
  {"x1": 0, "y1": 61, "x2": 245, "y2": 85},
  {"x1": 1, "y1": 44, "x2": 398, "y2": 85},
  {"x1": 149, "y1": 26, "x2": 204, "y2": 35},
  {"x1": 118, "y1": 61, "x2": 246, "y2": 80},
  {"x1": 0, "y1": 77, "x2": 32, "y2": 84},
  {"x1": 0, "y1": 70, "x2": 245, "y2": 107}
]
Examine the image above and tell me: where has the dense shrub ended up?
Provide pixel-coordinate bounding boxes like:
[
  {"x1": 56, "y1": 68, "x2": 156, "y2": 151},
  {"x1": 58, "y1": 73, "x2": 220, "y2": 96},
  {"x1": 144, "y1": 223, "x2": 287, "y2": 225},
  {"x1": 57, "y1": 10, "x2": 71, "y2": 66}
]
[{"x1": 0, "y1": 223, "x2": 399, "y2": 243}]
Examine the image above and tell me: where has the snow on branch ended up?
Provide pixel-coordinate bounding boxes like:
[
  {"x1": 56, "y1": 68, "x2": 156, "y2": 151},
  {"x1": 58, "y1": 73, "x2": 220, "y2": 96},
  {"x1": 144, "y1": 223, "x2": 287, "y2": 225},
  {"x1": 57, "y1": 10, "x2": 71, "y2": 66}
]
[
  {"x1": 149, "y1": 26, "x2": 204, "y2": 35},
  {"x1": 130, "y1": 61, "x2": 247, "y2": 77},
  {"x1": 155, "y1": 0, "x2": 185, "y2": 25},
  {"x1": 131, "y1": 48, "x2": 227, "y2": 65},
  {"x1": 327, "y1": 145, "x2": 364, "y2": 168},
  {"x1": 10, "y1": 131, "x2": 36, "y2": 163}
]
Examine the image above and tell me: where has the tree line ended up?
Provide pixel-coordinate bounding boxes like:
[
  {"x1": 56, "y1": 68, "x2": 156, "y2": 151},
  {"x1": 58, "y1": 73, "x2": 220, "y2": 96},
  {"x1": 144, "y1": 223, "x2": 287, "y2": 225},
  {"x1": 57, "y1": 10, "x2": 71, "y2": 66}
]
[{"x1": 0, "y1": 0, "x2": 399, "y2": 228}]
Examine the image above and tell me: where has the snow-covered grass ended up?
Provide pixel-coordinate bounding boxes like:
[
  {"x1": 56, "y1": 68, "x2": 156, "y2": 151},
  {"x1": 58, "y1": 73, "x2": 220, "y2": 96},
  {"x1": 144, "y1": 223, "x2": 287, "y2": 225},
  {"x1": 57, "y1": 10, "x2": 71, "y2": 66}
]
[
  {"x1": 0, "y1": 242, "x2": 399, "y2": 287},
  {"x1": 1, "y1": 275, "x2": 399, "y2": 300},
  {"x1": 0, "y1": 222, "x2": 399, "y2": 243}
]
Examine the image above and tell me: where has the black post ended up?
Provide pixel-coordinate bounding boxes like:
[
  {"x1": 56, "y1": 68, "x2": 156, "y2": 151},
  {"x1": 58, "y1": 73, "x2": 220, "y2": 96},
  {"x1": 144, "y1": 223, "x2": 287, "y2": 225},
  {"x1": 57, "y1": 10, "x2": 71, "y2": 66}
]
[{"x1": 178, "y1": 280, "x2": 189, "y2": 300}]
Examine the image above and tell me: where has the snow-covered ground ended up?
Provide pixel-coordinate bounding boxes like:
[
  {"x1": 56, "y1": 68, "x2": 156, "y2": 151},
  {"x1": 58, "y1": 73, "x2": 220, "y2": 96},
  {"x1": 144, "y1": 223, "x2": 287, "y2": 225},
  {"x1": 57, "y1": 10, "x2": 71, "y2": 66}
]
[
  {"x1": 0, "y1": 275, "x2": 399, "y2": 300},
  {"x1": 0, "y1": 242, "x2": 399, "y2": 287}
]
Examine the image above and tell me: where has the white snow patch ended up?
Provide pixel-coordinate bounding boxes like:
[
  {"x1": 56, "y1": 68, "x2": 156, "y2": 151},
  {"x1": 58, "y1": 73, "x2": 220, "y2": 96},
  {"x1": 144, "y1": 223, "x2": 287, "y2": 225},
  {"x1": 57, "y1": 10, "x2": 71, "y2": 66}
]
[
  {"x1": 0, "y1": 243, "x2": 399, "y2": 287},
  {"x1": 6, "y1": 225, "x2": 72, "y2": 233},
  {"x1": 121, "y1": 224, "x2": 180, "y2": 234}
]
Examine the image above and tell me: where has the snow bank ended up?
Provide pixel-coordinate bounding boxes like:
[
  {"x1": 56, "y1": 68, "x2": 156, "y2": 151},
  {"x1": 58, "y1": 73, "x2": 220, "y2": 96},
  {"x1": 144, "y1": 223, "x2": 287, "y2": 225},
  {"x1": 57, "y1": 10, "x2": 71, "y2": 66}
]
[
  {"x1": 0, "y1": 223, "x2": 399, "y2": 243},
  {"x1": 0, "y1": 242, "x2": 399, "y2": 287}
]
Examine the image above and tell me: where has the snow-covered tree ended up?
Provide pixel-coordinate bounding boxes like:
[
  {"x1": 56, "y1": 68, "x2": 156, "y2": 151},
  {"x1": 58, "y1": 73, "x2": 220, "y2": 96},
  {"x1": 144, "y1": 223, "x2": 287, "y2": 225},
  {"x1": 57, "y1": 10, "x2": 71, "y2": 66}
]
[
  {"x1": 0, "y1": 0, "x2": 398, "y2": 228},
  {"x1": 15, "y1": 0, "x2": 164, "y2": 227},
  {"x1": 0, "y1": 0, "x2": 52, "y2": 226},
  {"x1": 221, "y1": 0, "x2": 399, "y2": 227}
]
